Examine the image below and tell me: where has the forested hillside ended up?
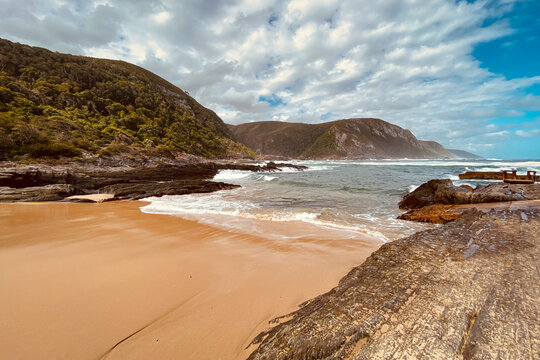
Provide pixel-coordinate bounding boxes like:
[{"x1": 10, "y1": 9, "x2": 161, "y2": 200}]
[{"x1": 0, "y1": 38, "x2": 252, "y2": 160}]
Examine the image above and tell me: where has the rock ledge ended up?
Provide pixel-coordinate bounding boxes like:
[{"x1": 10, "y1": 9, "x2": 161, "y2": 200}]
[{"x1": 248, "y1": 210, "x2": 540, "y2": 360}]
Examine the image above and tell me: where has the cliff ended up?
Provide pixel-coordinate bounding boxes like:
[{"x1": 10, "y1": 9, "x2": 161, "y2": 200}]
[
  {"x1": 0, "y1": 38, "x2": 253, "y2": 161},
  {"x1": 229, "y1": 118, "x2": 455, "y2": 159}
]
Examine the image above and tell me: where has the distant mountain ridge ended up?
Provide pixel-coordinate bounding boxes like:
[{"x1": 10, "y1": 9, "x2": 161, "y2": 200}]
[
  {"x1": 447, "y1": 149, "x2": 481, "y2": 159},
  {"x1": 0, "y1": 38, "x2": 252, "y2": 160},
  {"x1": 228, "y1": 119, "x2": 456, "y2": 159}
]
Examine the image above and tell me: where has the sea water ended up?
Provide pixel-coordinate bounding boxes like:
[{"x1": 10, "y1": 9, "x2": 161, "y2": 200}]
[{"x1": 140, "y1": 159, "x2": 540, "y2": 243}]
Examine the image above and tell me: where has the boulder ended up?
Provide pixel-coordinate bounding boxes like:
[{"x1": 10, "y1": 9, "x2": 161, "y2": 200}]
[{"x1": 398, "y1": 179, "x2": 471, "y2": 210}]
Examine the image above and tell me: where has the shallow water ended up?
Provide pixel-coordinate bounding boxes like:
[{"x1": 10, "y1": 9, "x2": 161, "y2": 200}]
[{"x1": 141, "y1": 159, "x2": 540, "y2": 242}]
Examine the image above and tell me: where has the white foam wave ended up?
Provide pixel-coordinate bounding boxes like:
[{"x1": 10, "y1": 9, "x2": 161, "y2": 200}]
[
  {"x1": 140, "y1": 194, "x2": 389, "y2": 242},
  {"x1": 464, "y1": 166, "x2": 539, "y2": 172},
  {"x1": 213, "y1": 170, "x2": 252, "y2": 181},
  {"x1": 278, "y1": 166, "x2": 306, "y2": 173},
  {"x1": 263, "y1": 175, "x2": 276, "y2": 181},
  {"x1": 305, "y1": 165, "x2": 331, "y2": 171},
  {"x1": 408, "y1": 184, "x2": 419, "y2": 193},
  {"x1": 308, "y1": 160, "x2": 540, "y2": 169}
]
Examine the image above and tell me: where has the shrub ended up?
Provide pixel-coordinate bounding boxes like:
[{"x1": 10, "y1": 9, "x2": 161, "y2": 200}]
[{"x1": 27, "y1": 142, "x2": 81, "y2": 158}]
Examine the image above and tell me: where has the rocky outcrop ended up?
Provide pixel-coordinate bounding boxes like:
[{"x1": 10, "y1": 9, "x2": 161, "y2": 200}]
[
  {"x1": 0, "y1": 161, "x2": 305, "y2": 202},
  {"x1": 229, "y1": 119, "x2": 456, "y2": 159},
  {"x1": 398, "y1": 200, "x2": 540, "y2": 224},
  {"x1": 399, "y1": 179, "x2": 471, "y2": 209},
  {"x1": 0, "y1": 184, "x2": 78, "y2": 202},
  {"x1": 398, "y1": 179, "x2": 540, "y2": 210},
  {"x1": 247, "y1": 210, "x2": 540, "y2": 359},
  {"x1": 98, "y1": 180, "x2": 239, "y2": 200}
]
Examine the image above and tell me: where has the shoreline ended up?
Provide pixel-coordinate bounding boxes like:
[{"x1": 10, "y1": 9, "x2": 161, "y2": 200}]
[{"x1": 0, "y1": 201, "x2": 379, "y2": 360}]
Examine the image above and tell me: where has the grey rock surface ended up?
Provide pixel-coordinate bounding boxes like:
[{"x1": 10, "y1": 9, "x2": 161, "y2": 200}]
[
  {"x1": 0, "y1": 184, "x2": 77, "y2": 202},
  {"x1": 399, "y1": 179, "x2": 540, "y2": 210},
  {"x1": 248, "y1": 210, "x2": 540, "y2": 360},
  {"x1": 0, "y1": 161, "x2": 304, "y2": 202}
]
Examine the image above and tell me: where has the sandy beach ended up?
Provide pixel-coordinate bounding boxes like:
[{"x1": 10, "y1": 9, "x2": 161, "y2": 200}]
[{"x1": 0, "y1": 201, "x2": 379, "y2": 360}]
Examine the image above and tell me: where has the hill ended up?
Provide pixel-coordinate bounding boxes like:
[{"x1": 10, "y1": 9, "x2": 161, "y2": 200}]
[
  {"x1": 447, "y1": 149, "x2": 481, "y2": 159},
  {"x1": 229, "y1": 118, "x2": 455, "y2": 159},
  {"x1": 0, "y1": 38, "x2": 252, "y2": 161}
]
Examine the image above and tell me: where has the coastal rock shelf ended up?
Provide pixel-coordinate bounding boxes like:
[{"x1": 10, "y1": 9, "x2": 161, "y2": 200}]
[
  {"x1": 247, "y1": 210, "x2": 540, "y2": 359},
  {"x1": 398, "y1": 179, "x2": 540, "y2": 223},
  {"x1": 398, "y1": 179, "x2": 540, "y2": 210},
  {"x1": 0, "y1": 161, "x2": 306, "y2": 202}
]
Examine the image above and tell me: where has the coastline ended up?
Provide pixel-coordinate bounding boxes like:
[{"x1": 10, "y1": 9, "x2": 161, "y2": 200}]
[{"x1": 0, "y1": 201, "x2": 379, "y2": 360}]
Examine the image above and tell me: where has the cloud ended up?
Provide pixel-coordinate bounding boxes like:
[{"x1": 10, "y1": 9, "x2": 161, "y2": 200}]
[
  {"x1": 0, "y1": 0, "x2": 539, "y2": 157},
  {"x1": 516, "y1": 129, "x2": 540, "y2": 138}
]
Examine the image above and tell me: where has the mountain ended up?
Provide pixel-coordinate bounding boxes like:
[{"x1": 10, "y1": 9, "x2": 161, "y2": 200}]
[
  {"x1": 447, "y1": 149, "x2": 481, "y2": 159},
  {"x1": 228, "y1": 118, "x2": 455, "y2": 159},
  {"x1": 0, "y1": 38, "x2": 252, "y2": 160}
]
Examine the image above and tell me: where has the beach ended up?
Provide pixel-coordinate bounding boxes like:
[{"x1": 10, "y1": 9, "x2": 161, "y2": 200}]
[{"x1": 0, "y1": 201, "x2": 379, "y2": 360}]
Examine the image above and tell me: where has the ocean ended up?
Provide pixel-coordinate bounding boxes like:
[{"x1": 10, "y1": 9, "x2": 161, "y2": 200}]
[{"x1": 140, "y1": 159, "x2": 540, "y2": 243}]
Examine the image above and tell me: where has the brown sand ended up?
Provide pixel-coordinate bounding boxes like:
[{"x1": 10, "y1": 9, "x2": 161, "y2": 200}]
[{"x1": 0, "y1": 201, "x2": 379, "y2": 360}]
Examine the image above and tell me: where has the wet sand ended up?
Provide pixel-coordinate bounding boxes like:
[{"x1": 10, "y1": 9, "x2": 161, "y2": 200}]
[{"x1": 0, "y1": 201, "x2": 379, "y2": 360}]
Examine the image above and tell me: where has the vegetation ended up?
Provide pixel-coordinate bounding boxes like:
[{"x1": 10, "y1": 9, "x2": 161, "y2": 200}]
[
  {"x1": 0, "y1": 38, "x2": 254, "y2": 160},
  {"x1": 229, "y1": 118, "x2": 455, "y2": 159}
]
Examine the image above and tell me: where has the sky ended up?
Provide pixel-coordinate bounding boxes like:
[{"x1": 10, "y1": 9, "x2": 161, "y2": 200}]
[{"x1": 0, "y1": 0, "x2": 539, "y2": 158}]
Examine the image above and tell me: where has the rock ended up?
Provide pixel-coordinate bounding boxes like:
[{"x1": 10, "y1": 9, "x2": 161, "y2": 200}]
[
  {"x1": 397, "y1": 203, "x2": 459, "y2": 224},
  {"x1": 0, "y1": 184, "x2": 78, "y2": 202},
  {"x1": 0, "y1": 166, "x2": 71, "y2": 188},
  {"x1": 247, "y1": 210, "x2": 540, "y2": 360},
  {"x1": 63, "y1": 194, "x2": 117, "y2": 203},
  {"x1": 399, "y1": 179, "x2": 540, "y2": 210},
  {"x1": 0, "y1": 160, "x2": 305, "y2": 202},
  {"x1": 399, "y1": 200, "x2": 540, "y2": 224},
  {"x1": 262, "y1": 162, "x2": 308, "y2": 171},
  {"x1": 470, "y1": 183, "x2": 540, "y2": 203},
  {"x1": 99, "y1": 180, "x2": 240, "y2": 200},
  {"x1": 399, "y1": 179, "x2": 471, "y2": 210},
  {"x1": 218, "y1": 161, "x2": 308, "y2": 172}
]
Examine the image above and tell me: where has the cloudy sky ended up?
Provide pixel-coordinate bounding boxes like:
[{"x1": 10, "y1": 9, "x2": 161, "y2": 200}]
[{"x1": 1, "y1": 0, "x2": 539, "y2": 158}]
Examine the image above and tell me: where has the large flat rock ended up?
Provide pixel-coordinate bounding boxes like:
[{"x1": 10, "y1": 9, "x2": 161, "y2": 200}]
[
  {"x1": 399, "y1": 199, "x2": 540, "y2": 223},
  {"x1": 247, "y1": 210, "x2": 540, "y2": 359},
  {"x1": 399, "y1": 179, "x2": 540, "y2": 210}
]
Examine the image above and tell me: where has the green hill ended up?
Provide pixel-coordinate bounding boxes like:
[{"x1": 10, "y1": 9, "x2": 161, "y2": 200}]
[
  {"x1": 0, "y1": 38, "x2": 253, "y2": 161},
  {"x1": 229, "y1": 119, "x2": 455, "y2": 159}
]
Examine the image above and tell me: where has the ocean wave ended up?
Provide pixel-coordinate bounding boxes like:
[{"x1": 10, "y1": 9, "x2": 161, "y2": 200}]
[
  {"x1": 305, "y1": 165, "x2": 331, "y2": 171},
  {"x1": 263, "y1": 175, "x2": 276, "y2": 181},
  {"x1": 140, "y1": 194, "x2": 389, "y2": 242},
  {"x1": 213, "y1": 170, "x2": 252, "y2": 181},
  {"x1": 464, "y1": 166, "x2": 540, "y2": 172},
  {"x1": 299, "y1": 160, "x2": 540, "y2": 168}
]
